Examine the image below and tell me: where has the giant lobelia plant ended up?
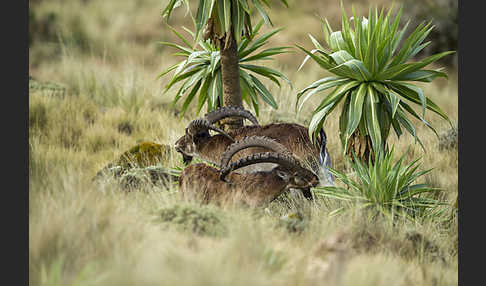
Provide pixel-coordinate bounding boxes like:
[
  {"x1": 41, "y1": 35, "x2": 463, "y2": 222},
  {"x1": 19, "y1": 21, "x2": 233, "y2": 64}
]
[
  {"x1": 162, "y1": 0, "x2": 290, "y2": 130},
  {"x1": 296, "y1": 3, "x2": 454, "y2": 163},
  {"x1": 158, "y1": 20, "x2": 291, "y2": 117}
]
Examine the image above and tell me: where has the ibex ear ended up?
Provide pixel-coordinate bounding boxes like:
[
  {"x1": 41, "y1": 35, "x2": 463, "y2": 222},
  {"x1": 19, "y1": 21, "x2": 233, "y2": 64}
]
[{"x1": 275, "y1": 170, "x2": 290, "y2": 182}]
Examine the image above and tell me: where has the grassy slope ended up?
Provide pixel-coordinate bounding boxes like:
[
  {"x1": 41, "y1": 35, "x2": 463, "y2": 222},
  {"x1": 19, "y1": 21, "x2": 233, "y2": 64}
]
[{"x1": 29, "y1": 0, "x2": 457, "y2": 285}]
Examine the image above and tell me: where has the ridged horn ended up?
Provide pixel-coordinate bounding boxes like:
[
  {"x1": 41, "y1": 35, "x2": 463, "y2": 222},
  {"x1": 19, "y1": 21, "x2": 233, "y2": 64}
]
[
  {"x1": 219, "y1": 152, "x2": 317, "y2": 182},
  {"x1": 204, "y1": 106, "x2": 259, "y2": 126},
  {"x1": 186, "y1": 119, "x2": 234, "y2": 142},
  {"x1": 220, "y1": 136, "x2": 291, "y2": 168}
]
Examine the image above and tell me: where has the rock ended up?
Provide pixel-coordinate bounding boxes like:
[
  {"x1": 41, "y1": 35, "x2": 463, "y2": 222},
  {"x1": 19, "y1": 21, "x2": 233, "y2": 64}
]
[{"x1": 94, "y1": 141, "x2": 180, "y2": 189}]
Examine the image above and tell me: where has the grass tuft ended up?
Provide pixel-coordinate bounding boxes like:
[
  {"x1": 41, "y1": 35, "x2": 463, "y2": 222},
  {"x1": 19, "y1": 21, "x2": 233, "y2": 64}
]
[{"x1": 155, "y1": 203, "x2": 228, "y2": 237}]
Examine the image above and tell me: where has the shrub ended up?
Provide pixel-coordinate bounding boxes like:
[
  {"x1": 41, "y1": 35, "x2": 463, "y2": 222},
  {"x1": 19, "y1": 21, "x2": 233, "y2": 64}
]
[
  {"x1": 313, "y1": 147, "x2": 445, "y2": 221},
  {"x1": 119, "y1": 166, "x2": 179, "y2": 190},
  {"x1": 155, "y1": 204, "x2": 228, "y2": 237}
]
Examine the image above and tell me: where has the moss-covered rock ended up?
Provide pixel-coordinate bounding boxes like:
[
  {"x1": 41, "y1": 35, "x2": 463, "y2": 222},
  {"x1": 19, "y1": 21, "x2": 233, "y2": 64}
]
[
  {"x1": 115, "y1": 141, "x2": 172, "y2": 170},
  {"x1": 155, "y1": 204, "x2": 228, "y2": 237},
  {"x1": 94, "y1": 141, "x2": 180, "y2": 189},
  {"x1": 97, "y1": 141, "x2": 173, "y2": 172}
]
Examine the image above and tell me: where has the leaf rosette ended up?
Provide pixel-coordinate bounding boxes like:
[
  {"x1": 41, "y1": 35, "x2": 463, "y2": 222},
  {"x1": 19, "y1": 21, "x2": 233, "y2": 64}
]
[
  {"x1": 159, "y1": 20, "x2": 291, "y2": 116},
  {"x1": 296, "y1": 2, "x2": 454, "y2": 155}
]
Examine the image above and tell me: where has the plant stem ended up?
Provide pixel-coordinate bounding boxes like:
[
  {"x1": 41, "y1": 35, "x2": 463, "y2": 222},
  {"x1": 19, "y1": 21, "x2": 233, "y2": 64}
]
[
  {"x1": 347, "y1": 129, "x2": 375, "y2": 165},
  {"x1": 219, "y1": 17, "x2": 243, "y2": 131}
]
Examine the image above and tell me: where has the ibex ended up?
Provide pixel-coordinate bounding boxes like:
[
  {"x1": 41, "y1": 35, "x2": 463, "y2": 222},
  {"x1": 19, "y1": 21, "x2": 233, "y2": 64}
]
[
  {"x1": 174, "y1": 106, "x2": 334, "y2": 187},
  {"x1": 178, "y1": 136, "x2": 320, "y2": 207}
]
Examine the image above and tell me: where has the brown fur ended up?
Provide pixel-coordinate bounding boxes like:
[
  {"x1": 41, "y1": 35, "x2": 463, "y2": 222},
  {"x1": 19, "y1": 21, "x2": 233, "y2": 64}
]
[
  {"x1": 176, "y1": 123, "x2": 321, "y2": 171},
  {"x1": 178, "y1": 163, "x2": 313, "y2": 207}
]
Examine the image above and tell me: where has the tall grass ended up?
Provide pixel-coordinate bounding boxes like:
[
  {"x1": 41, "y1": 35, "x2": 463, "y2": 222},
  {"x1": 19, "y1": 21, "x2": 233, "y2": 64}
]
[
  {"x1": 29, "y1": 0, "x2": 457, "y2": 285},
  {"x1": 30, "y1": 165, "x2": 457, "y2": 285}
]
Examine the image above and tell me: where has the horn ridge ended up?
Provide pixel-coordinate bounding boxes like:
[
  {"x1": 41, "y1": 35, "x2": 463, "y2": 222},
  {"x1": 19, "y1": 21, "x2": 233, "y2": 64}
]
[
  {"x1": 186, "y1": 118, "x2": 235, "y2": 142},
  {"x1": 219, "y1": 152, "x2": 305, "y2": 181},
  {"x1": 220, "y1": 135, "x2": 291, "y2": 168},
  {"x1": 204, "y1": 106, "x2": 259, "y2": 126},
  {"x1": 186, "y1": 119, "x2": 212, "y2": 137}
]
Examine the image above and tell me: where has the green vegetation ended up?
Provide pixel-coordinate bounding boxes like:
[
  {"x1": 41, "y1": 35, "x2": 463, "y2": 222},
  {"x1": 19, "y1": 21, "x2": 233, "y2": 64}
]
[
  {"x1": 92, "y1": 141, "x2": 181, "y2": 190},
  {"x1": 156, "y1": 203, "x2": 229, "y2": 237},
  {"x1": 162, "y1": 0, "x2": 290, "y2": 129},
  {"x1": 314, "y1": 147, "x2": 446, "y2": 221},
  {"x1": 159, "y1": 20, "x2": 291, "y2": 116},
  {"x1": 162, "y1": 0, "x2": 290, "y2": 44},
  {"x1": 296, "y1": 3, "x2": 454, "y2": 163},
  {"x1": 29, "y1": 0, "x2": 457, "y2": 285},
  {"x1": 108, "y1": 141, "x2": 172, "y2": 170}
]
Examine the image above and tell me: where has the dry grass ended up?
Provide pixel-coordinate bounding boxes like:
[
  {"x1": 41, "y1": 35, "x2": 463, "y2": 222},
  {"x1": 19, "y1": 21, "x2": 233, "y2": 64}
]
[{"x1": 29, "y1": 0, "x2": 457, "y2": 285}]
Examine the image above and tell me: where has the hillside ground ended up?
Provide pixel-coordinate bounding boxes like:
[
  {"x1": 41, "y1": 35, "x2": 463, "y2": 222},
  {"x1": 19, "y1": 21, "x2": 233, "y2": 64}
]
[{"x1": 29, "y1": 0, "x2": 458, "y2": 285}]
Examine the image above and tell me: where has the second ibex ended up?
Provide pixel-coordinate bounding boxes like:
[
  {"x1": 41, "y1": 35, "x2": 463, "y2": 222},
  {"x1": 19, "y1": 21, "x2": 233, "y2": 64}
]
[{"x1": 178, "y1": 136, "x2": 320, "y2": 207}]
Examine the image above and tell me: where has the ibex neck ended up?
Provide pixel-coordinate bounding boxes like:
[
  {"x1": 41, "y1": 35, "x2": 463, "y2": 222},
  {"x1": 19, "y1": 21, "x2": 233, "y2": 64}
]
[{"x1": 197, "y1": 135, "x2": 234, "y2": 166}]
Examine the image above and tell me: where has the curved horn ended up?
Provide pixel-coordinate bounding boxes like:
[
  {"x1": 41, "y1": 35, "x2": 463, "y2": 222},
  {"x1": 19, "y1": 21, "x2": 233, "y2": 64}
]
[
  {"x1": 220, "y1": 136, "x2": 292, "y2": 168},
  {"x1": 219, "y1": 152, "x2": 317, "y2": 182},
  {"x1": 204, "y1": 106, "x2": 259, "y2": 126},
  {"x1": 186, "y1": 118, "x2": 235, "y2": 142},
  {"x1": 186, "y1": 119, "x2": 209, "y2": 137}
]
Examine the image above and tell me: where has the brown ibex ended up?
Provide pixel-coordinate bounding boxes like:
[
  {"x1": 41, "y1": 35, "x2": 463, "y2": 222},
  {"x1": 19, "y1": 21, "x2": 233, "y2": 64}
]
[
  {"x1": 174, "y1": 106, "x2": 334, "y2": 188},
  {"x1": 178, "y1": 137, "x2": 319, "y2": 207}
]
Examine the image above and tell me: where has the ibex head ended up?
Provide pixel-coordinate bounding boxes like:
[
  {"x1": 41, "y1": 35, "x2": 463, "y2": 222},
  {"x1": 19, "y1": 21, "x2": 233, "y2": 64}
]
[{"x1": 174, "y1": 106, "x2": 259, "y2": 164}]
